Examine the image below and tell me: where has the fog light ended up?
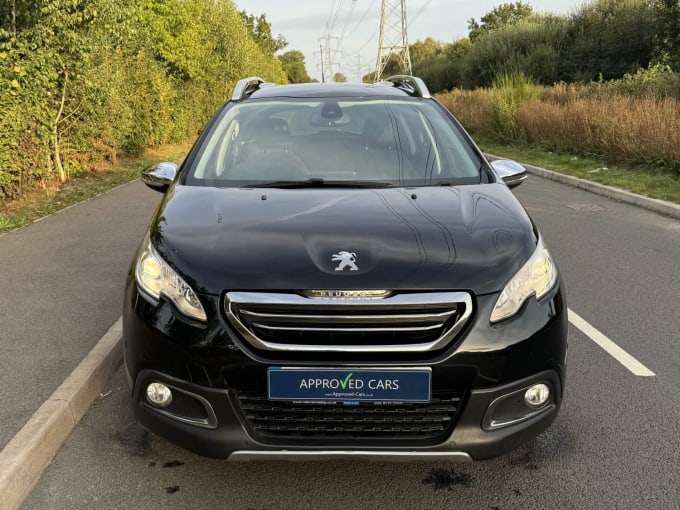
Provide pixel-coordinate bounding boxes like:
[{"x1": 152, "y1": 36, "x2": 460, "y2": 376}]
[
  {"x1": 146, "y1": 382, "x2": 172, "y2": 407},
  {"x1": 524, "y1": 383, "x2": 550, "y2": 408}
]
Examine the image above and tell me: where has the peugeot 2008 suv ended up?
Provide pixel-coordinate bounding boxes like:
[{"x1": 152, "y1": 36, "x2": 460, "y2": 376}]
[{"x1": 123, "y1": 76, "x2": 567, "y2": 461}]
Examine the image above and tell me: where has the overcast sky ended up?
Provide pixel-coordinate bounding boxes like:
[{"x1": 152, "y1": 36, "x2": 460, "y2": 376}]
[{"x1": 234, "y1": 0, "x2": 582, "y2": 81}]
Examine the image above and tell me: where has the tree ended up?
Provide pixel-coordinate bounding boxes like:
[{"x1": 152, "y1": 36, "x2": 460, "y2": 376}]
[
  {"x1": 7, "y1": 0, "x2": 97, "y2": 182},
  {"x1": 0, "y1": 0, "x2": 43, "y2": 35},
  {"x1": 278, "y1": 50, "x2": 311, "y2": 83},
  {"x1": 561, "y1": 0, "x2": 655, "y2": 82},
  {"x1": 409, "y1": 37, "x2": 444, "y2": 64},
  {"x1": 443, "y1": 38, "x2": 472, "y2": 60},
  {"x1": 468, "y1": 2, "x2": 534, "y2": 41},
  {"x1": 332, "y1": 72, "x2": 348, "y2": 82},
  {"x1": 139, "y1": 0, "x2": 212, "y2": 81},
  {"x1": 462, "y1": 15, "x2": 569, "y2": 87},
  {"x1": 239, "y1": 11, "x2": 287, "y2": 56},
  {"x1": 362, "y1": 71, "x2": 377, "y2": 83},
  {"x1": 0, "y1": 0, "x2": 289, "y2": 200},
  {"x1": 653, "y1": 0, "x2": 680, "y2": 70}
]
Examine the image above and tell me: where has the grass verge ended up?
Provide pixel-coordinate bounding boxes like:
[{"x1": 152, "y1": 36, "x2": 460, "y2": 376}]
[
  {"x1": 0, "y1": 141, "x2": 192, "y2": 234},
  {"x1": 475, "y1": 134, "x2": 680, "y2": 205}
]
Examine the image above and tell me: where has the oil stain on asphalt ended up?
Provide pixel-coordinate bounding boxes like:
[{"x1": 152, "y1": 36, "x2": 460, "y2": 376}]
[
  {"x1": 421, "y1": 468, "x2": 473, "y2": 491},
  {"x1": 162, "y1": 460, "x2": 185, "y2": 468},
  {"x1": 510, "y1": 450, "x2": 540, "y2": 471},
  {"x1": 113, "y1": 422, "x2": 151, "y2": 457}
]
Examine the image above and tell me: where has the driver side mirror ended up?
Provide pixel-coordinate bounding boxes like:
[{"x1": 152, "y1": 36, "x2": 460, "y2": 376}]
[
  {"x1": 490, "y1": 159, "x2": 528, "y2": 189},
  {"x1": 141, "y1": 162, "x2": 178, "y2": 192}
]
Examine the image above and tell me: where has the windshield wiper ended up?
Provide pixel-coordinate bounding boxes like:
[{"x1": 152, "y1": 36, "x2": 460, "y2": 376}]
[{"x1": 242, "y1": 178, "x2": 394, "y2": 189}]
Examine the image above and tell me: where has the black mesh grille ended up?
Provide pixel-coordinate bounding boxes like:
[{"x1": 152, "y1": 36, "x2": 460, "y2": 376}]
[{"x1": 235, "y1": 391, "x2": 462, "y2": 444}]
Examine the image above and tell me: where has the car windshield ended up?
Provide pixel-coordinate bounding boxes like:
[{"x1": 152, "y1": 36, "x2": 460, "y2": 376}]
[{"x1": 184, "y1": 97, "x2": 483, "y2": 188}]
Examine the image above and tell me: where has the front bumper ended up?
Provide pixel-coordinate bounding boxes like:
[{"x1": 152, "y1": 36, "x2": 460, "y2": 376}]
[
  {"x1": 124, "y1": 279, "x2": 567, "y2": 460},
  {"x1": 130, "y1": 367, "x2": 561, "y2": 460}
]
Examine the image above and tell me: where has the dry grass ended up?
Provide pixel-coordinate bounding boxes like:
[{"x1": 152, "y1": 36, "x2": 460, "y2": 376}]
[
  {"x1": 517, "y1": 95, "x2": 680, "y2": 168},
  {"x1": 438, "y1": 86, "x2": 680, "y2": 172},
  {"x1": 437, "y1": 89, "x2": 496, "y2": 136}
]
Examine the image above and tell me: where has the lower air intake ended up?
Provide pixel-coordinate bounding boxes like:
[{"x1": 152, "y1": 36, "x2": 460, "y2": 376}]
[{"x1": 235, "y1": 392, "x2": 463, "y2": 444}]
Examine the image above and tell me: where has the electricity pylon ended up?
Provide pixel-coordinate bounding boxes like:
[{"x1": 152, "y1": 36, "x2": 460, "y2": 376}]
[
  {"x1": 374, "y1": 0, "x2": 412, "y2": 82},
  {"x1": 316, "y1": 35, "x2": 341, "y2": 82}
]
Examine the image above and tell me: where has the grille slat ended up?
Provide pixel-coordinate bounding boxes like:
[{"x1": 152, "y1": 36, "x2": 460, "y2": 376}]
[
  {"x1": 251, "y1": 322, "x2": 444, "y2": 333},
  {"x1": 225, "y1": 291, "x2": 473, "y2": 353},
  {"x1": 240, "y1": 309, "x2": 456, "y2": 324}
]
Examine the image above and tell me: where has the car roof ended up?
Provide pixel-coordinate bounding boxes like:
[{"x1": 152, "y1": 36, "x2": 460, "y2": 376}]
[
  {"x1": 231, "y1": 76, "x2": 432, "y2": 102},
  {"x1": 247, "y1": 82, "x2": 419, "y2": 100}
]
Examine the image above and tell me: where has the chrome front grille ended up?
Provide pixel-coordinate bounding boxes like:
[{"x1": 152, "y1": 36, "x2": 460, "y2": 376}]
[{"x1": 224, "y1": 291, "x2": 472, "y2": 353}]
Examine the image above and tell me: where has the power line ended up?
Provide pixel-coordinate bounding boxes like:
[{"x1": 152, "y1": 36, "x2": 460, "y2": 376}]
[
  {"x1": 409, "y1": 0, "x2": 433, "y2": 26},
  {"x1": 338, "y1": 0, "x2": 358, "y2": 45},
  {"x1": 345, "y1": 26, "x2": 380, "y2": 57},
  {"x1": 342, "y1": 0, "x2": 378, "y2": 40},
  {"x1": 328, "y1": 0, "x2": 344, "y2": 35},
  {"x1": 343, "y1": 53, "x2": 371, "y2": 82},
  {"x1": 324, "y1": 0, "x2": 338, "y2": 36}
]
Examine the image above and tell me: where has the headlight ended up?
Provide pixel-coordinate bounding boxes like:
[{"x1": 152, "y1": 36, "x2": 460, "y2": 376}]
[
  {"x1": 135, "y1": 237, "x2": 207, "y2": 322},
  {"x1": 490, "y1": 237, "x2": 557, "y2": 323}
]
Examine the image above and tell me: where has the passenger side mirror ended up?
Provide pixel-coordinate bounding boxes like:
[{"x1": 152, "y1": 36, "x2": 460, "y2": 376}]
[
  {"x1": 490, "y1": 160, "x2": 528, "y2": 189},
  {"x1": 141, "y1": 162, "x2": 178, "y2": 192}
]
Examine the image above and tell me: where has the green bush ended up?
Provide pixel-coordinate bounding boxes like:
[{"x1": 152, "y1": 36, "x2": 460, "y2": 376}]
[
  {"x1": 408, "y1": 0, "x2": 662, "y2": 91},
  {"x1": 561, "y1": 0, "x2": 656, "y2": 82},
  {"x1": 605, "y1": 64, "x2": 680, "y2": 99},
  {"x1": 413, "y1": 55, "x2": 466, "y2": 93},
  {"x1": 461, "y1": 15, "x2": 568, "y2": 87},
  {"x1": 0, "y1": 0, "x2": 287, "y2": 201}
]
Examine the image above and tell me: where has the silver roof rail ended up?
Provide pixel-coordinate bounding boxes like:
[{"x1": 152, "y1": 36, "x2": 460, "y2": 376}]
[
  {"x1": 231, "y1": 77, "x2": 267, "y2": 102},
  {"x1": 384, "y1": 75, "x2": 431, "y2": 99}
]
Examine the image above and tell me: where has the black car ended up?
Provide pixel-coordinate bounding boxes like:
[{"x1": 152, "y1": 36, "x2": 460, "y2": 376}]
[{"x1": 124, "y1": 75, "x2": 567, "y2": 461}]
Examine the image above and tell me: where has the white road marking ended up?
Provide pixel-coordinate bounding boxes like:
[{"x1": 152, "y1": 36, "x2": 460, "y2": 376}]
[{"x1": 568, "y1": 308, "x2": 655, "y2": 377}]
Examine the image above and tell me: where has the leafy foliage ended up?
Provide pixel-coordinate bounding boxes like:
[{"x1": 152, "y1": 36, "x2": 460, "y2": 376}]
[
  {"x1": 239, "y1": 10, "x2": 287, "y2": 56},
  {"x1": 560, "y1": 0, "x2": 656, "y2": 82},
  {"x1": 462, "y1": 15, "x2": 569, "y2": 88},
  {"x1": 399, "y1": 0, "x2": 668, "y2": 94},
  {"x1": 467, "y1": 2, "x2": 534, "y2": 41},
  {"x1": 279, "y1": 50, "x2": 311, "y2": 83},
  {"x1": 409, "y1": 37, "x2": 446, "y2": 62},
  {"x1": 0, "y1": 0, "x2": 289, "y2": 200},
  {"x1": 652, "y1": 0, "x2": 680, "y2": 70}
]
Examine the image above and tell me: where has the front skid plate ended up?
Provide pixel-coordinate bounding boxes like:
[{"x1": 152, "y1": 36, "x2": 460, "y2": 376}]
[{"x1": 227, "y1": 450, "x2": 472, "y2": 462}]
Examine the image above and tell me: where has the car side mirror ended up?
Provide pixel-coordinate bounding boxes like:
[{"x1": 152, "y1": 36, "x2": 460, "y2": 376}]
[
  {"x1": 490, "y1": 159, "x2": 528, "y2": 189},
  {"x1": 141, "y1": 162, "x2": 178, "y2": 192}
]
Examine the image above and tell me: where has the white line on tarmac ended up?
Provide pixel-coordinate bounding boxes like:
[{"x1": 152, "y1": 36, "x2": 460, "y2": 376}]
[{"x1": 568, "y1": 308, "x2": 655, "y2": 377}]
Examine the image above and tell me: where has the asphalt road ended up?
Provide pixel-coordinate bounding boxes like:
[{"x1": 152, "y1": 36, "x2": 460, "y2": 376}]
[
  {"x1": 0, "y1": 181, "x2": 161, "y2": 451},
  {"x1": 14, "y1": 176, "x2": 680, "y2": 509}
]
